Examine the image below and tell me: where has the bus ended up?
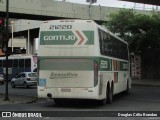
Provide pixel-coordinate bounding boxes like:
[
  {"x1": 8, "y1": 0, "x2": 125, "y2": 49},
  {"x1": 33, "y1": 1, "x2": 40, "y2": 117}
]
[
  {"x1": 0, "y1": 54, "x2": 37, "y2": 80},
  {"x1": 37, "y1": 20, "x2": 131, "y2": 105}
]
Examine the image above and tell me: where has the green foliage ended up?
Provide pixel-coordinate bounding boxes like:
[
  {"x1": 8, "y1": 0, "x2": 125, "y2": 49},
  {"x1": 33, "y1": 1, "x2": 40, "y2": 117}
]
[
  {"x1": 105, "y1": 9, "x2": 160, "y2": 54},
  {"x1": 105, "y1": 9, "x2": 160, "y2": 79},
  {"x1": 105, "y1": 9, "x2": 135, "y2": 39}
]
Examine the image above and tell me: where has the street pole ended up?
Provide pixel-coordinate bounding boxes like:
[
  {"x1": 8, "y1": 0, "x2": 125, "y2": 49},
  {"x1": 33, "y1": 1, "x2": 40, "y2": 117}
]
[
  {"x1": 28, "y1": 22, "x2": 30, "y2": 54},
  {"x1": 11, "y1": 20, "x2": 14, "y2": 52},
  {"x1": 4, "y1": 0, "x2": 9, "y2": 101}
]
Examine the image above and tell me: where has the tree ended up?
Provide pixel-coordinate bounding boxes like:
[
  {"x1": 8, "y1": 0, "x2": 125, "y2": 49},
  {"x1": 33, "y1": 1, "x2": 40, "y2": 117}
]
[
  {"x1": 105, "y1": 9, "x2": 135, "y2": 39},
  {"x1": 105, "y1": 9, "x2": 160, "y2": 79}
]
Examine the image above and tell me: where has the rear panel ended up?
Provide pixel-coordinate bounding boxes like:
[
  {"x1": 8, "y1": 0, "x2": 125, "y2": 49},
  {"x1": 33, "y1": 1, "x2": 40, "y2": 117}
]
[
  {"x1": 39, "y1": 58, "x2": 95, "y2": 88},
  {"x1": 38, "y1": 20, "x2": 99, "y2": 57},
  {"x1": 38, "y1": 20, "x2": 100, "y2": 99}
]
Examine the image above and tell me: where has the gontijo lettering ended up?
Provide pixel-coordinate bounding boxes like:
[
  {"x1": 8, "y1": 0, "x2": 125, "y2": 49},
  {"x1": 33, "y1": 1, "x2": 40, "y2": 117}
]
[{"x1": 44, "y1": 35, "x2": 76, "y2": 41}]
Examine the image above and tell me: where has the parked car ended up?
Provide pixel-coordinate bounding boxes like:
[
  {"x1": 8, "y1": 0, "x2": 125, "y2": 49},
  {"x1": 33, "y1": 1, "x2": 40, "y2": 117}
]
[
  {"x1": 0, "y1": 74, "x2": 4, "y2": 85},
  {"x1": 11, "y1": 72, "x2": 37, "y2": 88}
]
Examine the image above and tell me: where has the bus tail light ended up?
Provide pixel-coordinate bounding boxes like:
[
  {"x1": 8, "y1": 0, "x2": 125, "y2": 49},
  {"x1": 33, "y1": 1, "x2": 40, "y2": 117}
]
[
  {"x1": 94, "y1": 61, "x2": 98, "y2": 86},
  {"x1": 27, "y1": 78, "x2": 31, "y2": 81}
]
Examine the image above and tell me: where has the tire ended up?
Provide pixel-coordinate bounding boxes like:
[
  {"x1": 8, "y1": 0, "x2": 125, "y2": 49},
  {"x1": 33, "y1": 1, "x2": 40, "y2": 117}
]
[
  {"x1": 106, "y1": 84, "x2": 113, "y2": 104},
  {"x1": 24, "y1": 82, "x2": 28, "y2": 89},
  {"x1": 11, "y1": 82, "x2": 16, "y2": 88},
  {"x1": 99, "y1": 83, "x2": 113, "y2": 105}
]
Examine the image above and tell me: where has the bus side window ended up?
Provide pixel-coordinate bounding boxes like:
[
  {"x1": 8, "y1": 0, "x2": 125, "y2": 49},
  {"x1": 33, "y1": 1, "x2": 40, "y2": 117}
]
[
  {"x1": 124, "y1": 44, "x2": 129, "y2": 60},
  {"x1": 0, "y1": 60, "x2": 2, "y2": 67},
  {"x1": 8, "y1": 60, "x2": 13, "y2": 68},
  {"x1": 3, "y1": 60, "x2": 6, "y2": 68},
  {"x1": 13, "y1": 59, "x2": 19, "y2": 67},
  {"x1": 25, "y1": 59, "x2": 31, "y2": 68},
  {"x1": 19, "y1": 59, "x2": 24, "y2": 68},
  {"x1": 98, "y1": 29, "x2": 104, "y2": 55}
]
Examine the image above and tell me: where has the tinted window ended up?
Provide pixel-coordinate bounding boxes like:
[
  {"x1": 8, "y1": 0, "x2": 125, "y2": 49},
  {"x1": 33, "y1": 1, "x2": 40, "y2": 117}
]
[
  {"x1": 0, "y1": 60, "x2": 2, "y2": 67},
  {"x1": 3, "y1": 60, "x2": 6, "y2": 67},
  {"x1": 98, "y1": 29, "x2": 129, "y2": 60},
  {"x1": 13, "y1": 59, "x2": 19, "y2": 67},
  {"x1": 21, "y1": 74, "x2": 25, "y2": 78},
  {"x1": 16, "y1": 74, "x2": 21, "y2": 78},
  {"x1": 19, "y1": 59, "x2": 24, "y2": 68},
  {"x1": 25, "y1": 59, "x2": 31, "y2": 68},
  {"x1": 8, "y1": 60, "x2": 13, "y2": 67}
]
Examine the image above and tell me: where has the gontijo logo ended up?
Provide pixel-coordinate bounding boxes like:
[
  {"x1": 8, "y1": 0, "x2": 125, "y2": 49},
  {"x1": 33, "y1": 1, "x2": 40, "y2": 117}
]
[
  {"x1": 43, "y1": 35, "x2": 76, "y2": 41},
  {"x1": 40, "y1": 31, "x2": 94, "y2": 45}
]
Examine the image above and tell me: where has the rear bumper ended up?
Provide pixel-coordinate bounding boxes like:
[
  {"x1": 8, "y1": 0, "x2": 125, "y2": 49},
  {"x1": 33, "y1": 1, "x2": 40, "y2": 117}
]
[{"x1": 38, "y1": 87, "x2": 101, "y2": 100}]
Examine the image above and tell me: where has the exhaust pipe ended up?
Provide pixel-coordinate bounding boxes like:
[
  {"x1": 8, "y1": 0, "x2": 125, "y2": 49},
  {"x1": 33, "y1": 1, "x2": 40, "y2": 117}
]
[{"x1": 47, "y1": 93, "x2": 52, "y2": 98}]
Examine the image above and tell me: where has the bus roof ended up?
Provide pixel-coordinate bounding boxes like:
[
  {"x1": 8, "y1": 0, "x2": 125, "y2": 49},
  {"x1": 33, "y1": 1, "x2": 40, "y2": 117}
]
[
  {"x1": 42, "y1": 19, "x2": 95, "y2": 24},
  {"x1": 41, "y1": 19, "x2": 127, "y2": 45}
]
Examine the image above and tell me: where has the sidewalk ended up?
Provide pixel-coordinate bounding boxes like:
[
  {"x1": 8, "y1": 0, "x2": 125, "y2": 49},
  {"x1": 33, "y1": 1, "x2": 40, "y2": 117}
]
[
  {"x1": 0, "y1": 93, "x2": 37, "y2": 105},
  {"x1": 132, "y1": 79, "x2": 160, "y2": 87}
]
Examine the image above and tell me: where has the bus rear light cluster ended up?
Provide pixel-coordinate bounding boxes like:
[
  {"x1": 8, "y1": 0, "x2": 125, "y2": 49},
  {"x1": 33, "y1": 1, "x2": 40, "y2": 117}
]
[{"x1": 94, "y1": 61, "x2": 98, "y2": 86}]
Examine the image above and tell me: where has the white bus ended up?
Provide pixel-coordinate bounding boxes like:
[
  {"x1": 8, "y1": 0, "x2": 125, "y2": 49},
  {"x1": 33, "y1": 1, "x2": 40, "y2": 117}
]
[
  {"x1": 0, "y1": 54, "x2": 37, "y2": 80},
  {"x1": 38, "y1": 20, "x2": 131, "y2": 105}
]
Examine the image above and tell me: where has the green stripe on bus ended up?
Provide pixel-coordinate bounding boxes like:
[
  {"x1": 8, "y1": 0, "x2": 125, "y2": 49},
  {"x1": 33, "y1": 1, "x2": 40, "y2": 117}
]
[
  {"x1": 83, "y1": 31, "x2": 94, "y2": 45},
  {"x1": 40, "y1": 31, "x2": 94, "y2": 45},
  {"x1": 39, "y1": 58, "x2": 94, "y2": 71},
  {"x1": 38, "y1": 56, "x2": 128, "y2": 71}
]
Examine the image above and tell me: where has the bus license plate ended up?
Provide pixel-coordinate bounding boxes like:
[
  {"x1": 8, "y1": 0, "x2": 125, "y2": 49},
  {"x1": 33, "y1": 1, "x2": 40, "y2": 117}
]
[{"x1": 61, "y1": 88, "x2": 71, "y2": 92}]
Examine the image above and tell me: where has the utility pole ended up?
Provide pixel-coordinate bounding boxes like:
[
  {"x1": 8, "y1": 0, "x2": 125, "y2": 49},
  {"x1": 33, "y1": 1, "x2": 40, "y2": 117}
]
[
  {"x1": 86, "y1": 0, "x2": 97, "y2": 19},
  {"x1": 4, "y1": 0, "x2": 9, "y2": 101}
]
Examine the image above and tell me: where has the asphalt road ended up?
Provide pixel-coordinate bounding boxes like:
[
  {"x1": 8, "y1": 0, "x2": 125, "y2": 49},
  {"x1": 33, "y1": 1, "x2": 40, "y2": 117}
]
[
  {"x1": 0, "y1": 84, "x2": 160, "y2": 119},
  {"x1": 0, "y1": 82, "x2": 37, "y2": 97}
]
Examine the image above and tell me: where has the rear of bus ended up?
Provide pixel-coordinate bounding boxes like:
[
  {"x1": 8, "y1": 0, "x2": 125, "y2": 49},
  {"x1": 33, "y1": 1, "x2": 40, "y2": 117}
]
[{"x1": 38, "y1": 20, "x2": 101, "y2": 100}]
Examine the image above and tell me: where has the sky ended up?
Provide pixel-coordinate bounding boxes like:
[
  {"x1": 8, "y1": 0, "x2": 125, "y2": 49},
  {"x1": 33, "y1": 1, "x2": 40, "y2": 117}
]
[{"x1": 55, "y1": 0, "x2": 159, "y2": 10}]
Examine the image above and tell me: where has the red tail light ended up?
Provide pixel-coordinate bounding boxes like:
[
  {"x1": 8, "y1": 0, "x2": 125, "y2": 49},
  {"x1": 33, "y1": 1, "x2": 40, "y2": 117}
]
[
  {"x1": 94, "y1": 62, "x2": 98, "y2": 75},
  {"x1": 27, "y1": 78, "x2": 30, "y2": 81},
  {"x1": 94, "y1": 62, "x2": 98, "y2": 86}
]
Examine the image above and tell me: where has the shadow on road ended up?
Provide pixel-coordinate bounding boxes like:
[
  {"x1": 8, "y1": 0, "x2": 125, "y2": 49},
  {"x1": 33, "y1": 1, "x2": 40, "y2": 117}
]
[{"x1": 42, "y1": 92, "x2": 132, "y2": 109}]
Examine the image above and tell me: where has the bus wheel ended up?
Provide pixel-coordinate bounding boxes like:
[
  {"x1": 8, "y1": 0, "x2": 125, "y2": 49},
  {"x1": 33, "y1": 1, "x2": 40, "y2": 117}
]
[
  {"x1": 24, "y1": 82, "x2": 28, "y2": 89},
  {"x1": 99, "y1": 86, "x2": 108, "y2": 105},
  {"x1": 107, "y1": 84, "x2": 113, "y2": 104},
  {"x1": 11, "y1": 82, "x2": 16, "y2": 88}
]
